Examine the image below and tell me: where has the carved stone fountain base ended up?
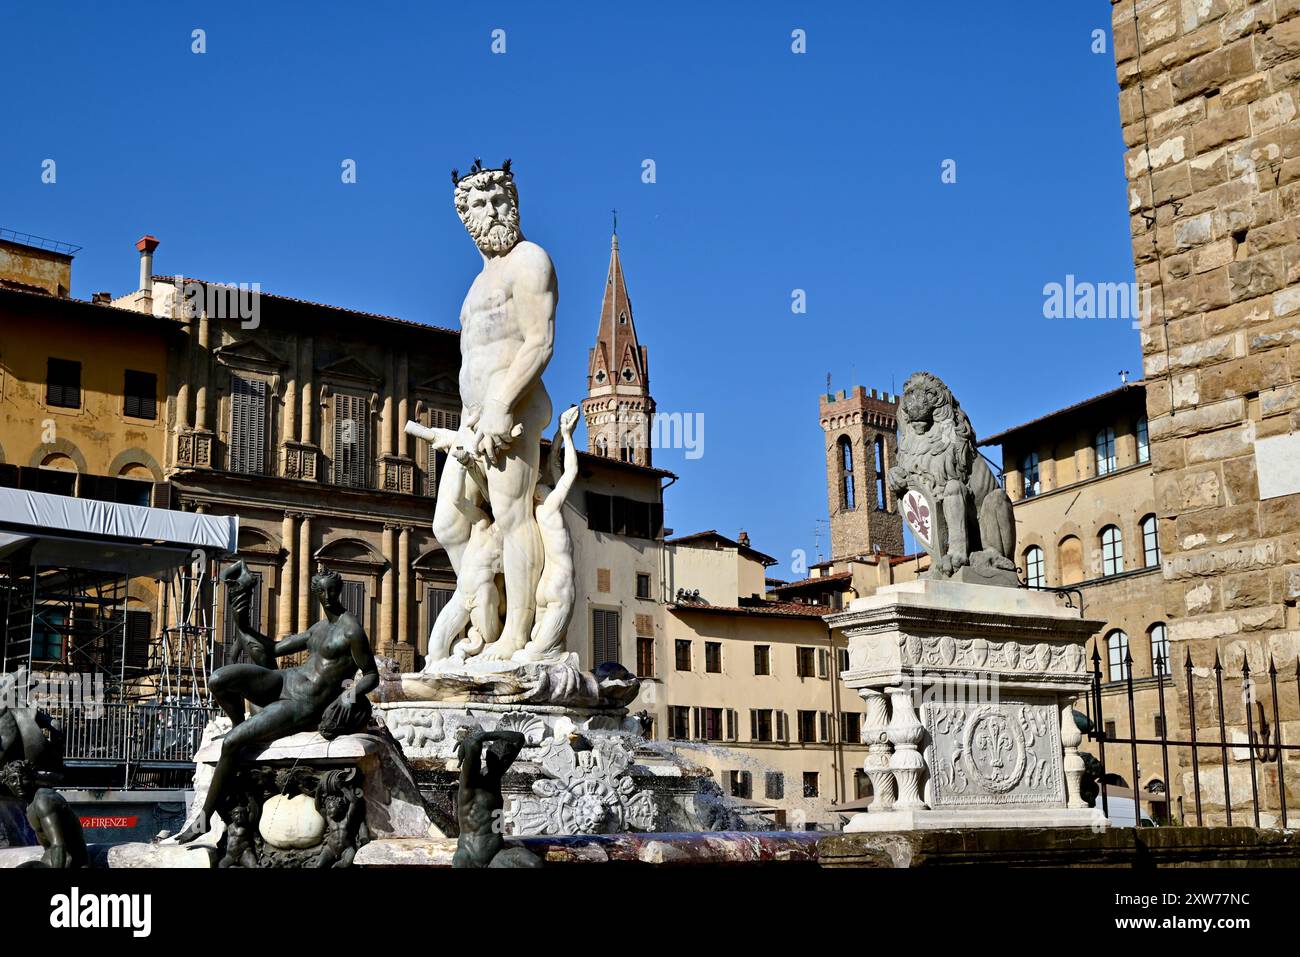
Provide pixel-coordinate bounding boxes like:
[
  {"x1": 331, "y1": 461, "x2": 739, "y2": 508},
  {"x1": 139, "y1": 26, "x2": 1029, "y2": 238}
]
[
  {"x1": 826, "y1": 578, "x2": 1108, "y2": 833},
  {"x1": 375, "y1": 699, "x2": 740, "y2": 836}
]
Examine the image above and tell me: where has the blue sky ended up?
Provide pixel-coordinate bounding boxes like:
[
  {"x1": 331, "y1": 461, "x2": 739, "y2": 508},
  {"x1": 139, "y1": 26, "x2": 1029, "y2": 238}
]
[{"x1": 1, "y1": 2, "x2": 1139, "y2": 576}]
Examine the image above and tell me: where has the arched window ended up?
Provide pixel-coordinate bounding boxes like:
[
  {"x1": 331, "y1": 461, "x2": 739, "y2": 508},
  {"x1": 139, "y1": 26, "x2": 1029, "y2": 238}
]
[
  {"x1": 1059, "y1": 535, "x2": 1084, "y2": 586},
  {"x1": 1141, "y1": 514, "x2": 1160, "y2": 568},
  {"x1": 1095, "y1": 428, "x2": 1117, "y2": 476},
  {"x1": 1149, "y1": 623, "x2": 1170, "y2": 677},
  {"x1": 874, "y1": 436, "x2": 887, "y2": 511},
  {"x1": 1024, "y1": 545, "x2": 1046, "y2": 589},
  {"x1": 1136, "y1": 416, "x2": 1150, "y2": 464},
  {"x1": 620, "y1": 432, "x2": 636, "y2": 463},
  {"x1": 1100, "y1": 524, "x2": 1124, "y2": 577},
  {"x1": 1022, "y1": 451, "x2": 1040, "y2": 498},
  {"x1": 595, "y1": 435, "x2": 608, "y2": 457},
  {"x1": 838, "y1": 436, "x2": 855, "y2": 510},
  {"x1": 1107, "y1": 630, "x2": 1130, "y2": 682}
]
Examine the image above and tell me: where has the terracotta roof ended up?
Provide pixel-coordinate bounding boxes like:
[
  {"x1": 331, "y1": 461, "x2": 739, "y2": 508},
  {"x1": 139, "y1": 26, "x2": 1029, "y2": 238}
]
[
  {"x1": 155, "y1": 275, "x2": 460, "y2": 336},
  {"x1": 769, "y1": 572, "x2": 853, "y2": 592},
  {"x1": 0, "y1": 285, "x2": 186, "y2": 334},
  {"x1": 663, "y1": 529, "x2": 778, "y2": 566},
  {"x1": 540, "y1": 436, "x2": 677, "y2": 480},
  {"x1": 666, "y1": 601, "x2": 831, "y2": 620},
  {"x1": 980, "y1": 382, "x2": 1147, "y2": 447}
]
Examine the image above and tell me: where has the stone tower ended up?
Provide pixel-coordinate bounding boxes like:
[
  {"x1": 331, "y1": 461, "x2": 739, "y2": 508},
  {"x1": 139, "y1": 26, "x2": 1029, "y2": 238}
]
[
  {"x1": 583, "y1": 231, "x2": 655, "y2": 466},
  {"x1": 820, "y1": 386, "x2": 904, "y2": 559}
]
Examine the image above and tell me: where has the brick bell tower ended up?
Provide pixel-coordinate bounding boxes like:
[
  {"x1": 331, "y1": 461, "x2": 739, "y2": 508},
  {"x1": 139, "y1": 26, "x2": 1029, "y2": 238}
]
[
  {"x1": 583, "y1": 228, "x2": 655, "y2": 466},
  {"x1": 820, "y1": 385, "x2": 904, "y2": 559}
]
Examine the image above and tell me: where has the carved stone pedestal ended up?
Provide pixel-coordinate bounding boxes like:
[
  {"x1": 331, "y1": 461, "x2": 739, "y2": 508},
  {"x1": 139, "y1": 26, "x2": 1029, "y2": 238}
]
[
  {"x1": 158, "y1": 725, "x2": 446, "y2": 868},
  {"x1": 375, "y1": 698, "x2": 733, "y2": 837},
  {"x1": 826, "y1": 579, "x2": 1106, "y2": 832}
]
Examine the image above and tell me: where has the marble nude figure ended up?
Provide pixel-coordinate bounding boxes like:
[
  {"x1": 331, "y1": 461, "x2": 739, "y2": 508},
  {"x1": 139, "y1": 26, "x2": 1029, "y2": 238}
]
[{"x1": 406, "y1": 159, "x2": 582, "y2": 670}]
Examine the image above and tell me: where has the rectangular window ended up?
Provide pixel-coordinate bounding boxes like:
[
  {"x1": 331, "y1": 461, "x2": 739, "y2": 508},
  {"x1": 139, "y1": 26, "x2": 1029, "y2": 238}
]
[
  {"x1": 854, "y1": 770, "x2": 870, "y2": 800},
  {"x1": 725, "y1": 708, "x2": 737, "y2": 741},
  {"x1": 702, "y1": 707, "x2": 723, "y2": 741},
  {"x1": 340, "y1": 580, "x2": 366, "y2": 624},
  {"x1": 675, "y1": 639, "x2": 692, "y2": 671},
  {"x1": 841, "y1": 712, "x2": 861, "y2": 743},
  {"x1": 796, "y1": 646, "x2": 816, "y2": 678},
  {"x1": 802, "y1": 772, "x2": 819, "y2": 798},
  {"x1": 817, "y1": 648, "x2": 831, "y2": 678},
  {"x1": 31, "y1": 607, "x2": 66, "y2": 661},
  {"x1": 704, "y1": 641, "x2": 722, "y2": 673},
  {"x1": 46, "y1": 358, "x2": 81, "y2": 409},
  {"x1": 797, "y1": 710, "x2": 817, "y2": 743},
  {"x1": 585, "y1": 493, "x2": 662, "y2": 539},
  {"x1": 635, "y1": 636, "x2": 654, "y2": 677},
  {"x1": 729, "y1": 770, "x2": 751, "y2": 799},
  {"x1": 837, "y1": 648, "x2": 850, "y2": 673},
  {"x1": 764, "y1": 771, "x2": 784, "y2": 800},
  {"x1": 636, "y1": 572, "x2": 651, "y2": 599},
  {"x1": 123, "y1": 369, "x2": 157, "y2": 420},
  {"x1": 775, "y1": 710, "x2": 789, "y2": 742},
  {"x1": 426, "y1": 585, "x2": 454, "y2": 634},
  {"x1": 332, "y1": 391, "x2": 371, "y2": 487},
  {"x1": 1103, "y1": 720, "x2": 1117, "y2": 740},
  {"x1": 591, "y1": 608, "x2": 621, "y2": 666},
  {"x1": 818, "y1": 711, "x2": 830, "y2": 742},
  {"x1": 668, "y1": 706, "x2": 690, "y2": 740},
  {"x1": 1154, "y1": 714, "x2": 1165, "y2": 738},
  {"x1": 750, "y1": 708, "x2": 773, "y2": 742},
  {"x1": 1095, "y1": 428, "x2": 1117, "y2": 476},
  {"x1": 754, "y1": 645, "x2": 771, "y2": 675},
  {"x1": 229, "y1": 375, "x2": 269, "y2": 475},
  {"x1": 1137, "y1": 417, "x2": 1150, "y2": 464}
]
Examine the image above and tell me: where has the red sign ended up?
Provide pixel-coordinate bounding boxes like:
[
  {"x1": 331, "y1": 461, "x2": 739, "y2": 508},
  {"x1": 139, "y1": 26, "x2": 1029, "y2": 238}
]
[{"x1": 79, "y1": 816, "x2": 139, "y2": 829}]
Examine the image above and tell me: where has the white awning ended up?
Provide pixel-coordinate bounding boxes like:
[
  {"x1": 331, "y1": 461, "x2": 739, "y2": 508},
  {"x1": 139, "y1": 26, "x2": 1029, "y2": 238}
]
[{"x1": 0, "y1": 487, "x2": 237, "y2": 574}]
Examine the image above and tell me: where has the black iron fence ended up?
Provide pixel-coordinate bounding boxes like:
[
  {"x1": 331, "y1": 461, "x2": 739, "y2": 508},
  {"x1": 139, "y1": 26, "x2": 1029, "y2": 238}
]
[
  {"x1": 1087, "y1": 644, "x2": 1298, "y2": 828},
  {"x1": 43, "y1": 701, "x2": 215, "y2": 785}
]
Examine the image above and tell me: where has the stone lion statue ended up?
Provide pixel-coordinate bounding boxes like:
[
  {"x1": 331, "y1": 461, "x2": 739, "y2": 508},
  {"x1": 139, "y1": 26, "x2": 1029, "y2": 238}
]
[{"x1": 887, "y1": 371, "x2": 1017, "y2": 584}]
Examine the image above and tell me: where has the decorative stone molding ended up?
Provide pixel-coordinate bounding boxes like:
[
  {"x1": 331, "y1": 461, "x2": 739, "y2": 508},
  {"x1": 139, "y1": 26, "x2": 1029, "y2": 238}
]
[
  {"x1": 506, "y1": 736, "x2": 657, "y2": 836},
  {"x1": 280, "y1": 441, "x2": 320, "y2": 481},
  {"x1": 380, "y1": 454, "x2": 415, "y2": 494},
  {"x1": 176, "y1": 429, "x2": 214, "y2": 469}
]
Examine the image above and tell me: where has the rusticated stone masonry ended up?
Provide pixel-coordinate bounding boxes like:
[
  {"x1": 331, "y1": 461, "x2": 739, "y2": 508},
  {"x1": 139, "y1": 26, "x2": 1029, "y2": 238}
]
[{"x1": 1112, "y1": 0, "x2": 1300, "y2": 822}]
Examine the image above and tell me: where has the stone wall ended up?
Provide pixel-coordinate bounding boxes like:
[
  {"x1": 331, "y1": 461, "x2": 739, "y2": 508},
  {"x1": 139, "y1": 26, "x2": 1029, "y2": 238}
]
[{"x1": 1112, "y1": 0, "x2": 1300, "y2": 819}]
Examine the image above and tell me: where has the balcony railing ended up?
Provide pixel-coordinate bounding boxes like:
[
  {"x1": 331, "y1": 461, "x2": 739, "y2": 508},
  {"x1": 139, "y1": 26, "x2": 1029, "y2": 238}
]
[{"x1": 43, "y1": 701, "x2": 215, "y2": 774}]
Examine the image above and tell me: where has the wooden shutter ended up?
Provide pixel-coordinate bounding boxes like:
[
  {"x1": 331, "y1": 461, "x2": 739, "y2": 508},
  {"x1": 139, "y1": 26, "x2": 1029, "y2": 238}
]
[
  {"x1": 333, "y1": 392, "x2": 370, "y2": 488},
  {"x1": 819, "y1": 711, "x2": 830, "y2": 742},
  {"x1": 591, "y1": 608, "x2": 620, "y2": 666},
  {"x1": 124, "y1": 609, "x2": 152, "y2": 669},
  {"x1": 691, "y1": 707, "x2": 703, "y2": 741},
  {"x1": 776, "y1": 710, "x2": 788, "y2": 742},
  {"x1": 341, "y1": 580, "x2": 366, "y2": 623},
  {"x1": 123, "y1": 370, "x2": 157, "y2": 419},
  {"x1": 229, "y1": 375, "x2": 267, "y2": 474},
  {"x1": 726, "y1": 708, "x2": 738, "y2": 741}
]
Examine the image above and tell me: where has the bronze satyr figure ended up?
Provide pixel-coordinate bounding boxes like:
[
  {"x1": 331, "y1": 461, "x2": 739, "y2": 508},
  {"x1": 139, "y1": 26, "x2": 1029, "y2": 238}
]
[
  {"x1": 453, "y1": 729, "x2": 542, "y2": 868},
  {"x1": 174, "y1": 562, "x2": 379, "y2": 844}
]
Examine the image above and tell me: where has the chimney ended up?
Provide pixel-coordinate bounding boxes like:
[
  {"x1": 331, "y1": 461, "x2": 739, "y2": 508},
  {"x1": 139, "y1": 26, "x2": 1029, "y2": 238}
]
[
  {"x1": 92, "y1": 291, "x2": 111, "y2": 304},
  {"x1": 136, "y1": 235, "x2": 160, "y2": 312},
  {"x1": 738, "y1": 530, "x2": 750, "y2": 548}
]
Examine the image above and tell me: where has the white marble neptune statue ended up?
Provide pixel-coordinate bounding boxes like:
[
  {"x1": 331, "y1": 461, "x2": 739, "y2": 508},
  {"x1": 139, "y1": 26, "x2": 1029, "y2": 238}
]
[{"x1": 404, "y1": 159, "x2": 573, "y2": 672}]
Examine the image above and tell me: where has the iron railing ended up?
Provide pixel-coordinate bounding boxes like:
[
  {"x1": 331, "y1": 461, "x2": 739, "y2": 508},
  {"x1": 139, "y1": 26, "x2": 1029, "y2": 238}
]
[
  {"x1": 44, "y1": 701, "x2": 215, "y2": 781},
  {"x1": 1087, "y1": 644, "x2": 1298, "y2": 829}
]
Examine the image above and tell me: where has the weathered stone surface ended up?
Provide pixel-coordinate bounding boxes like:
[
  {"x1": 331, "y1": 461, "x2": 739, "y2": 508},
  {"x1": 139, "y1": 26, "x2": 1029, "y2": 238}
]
[
  {"x1": 107, "y1": 843, "x2": 214, "y2": 869},
  {"x1": 819, "y1": 826, "x2": 1300, "y2": 868}
]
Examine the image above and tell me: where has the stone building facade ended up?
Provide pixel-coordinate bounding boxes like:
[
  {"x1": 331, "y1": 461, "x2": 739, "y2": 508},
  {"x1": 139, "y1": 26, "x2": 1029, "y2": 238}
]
[
  {"x1": 1111, "y1": 0, "x2": 1300, "y2": 822},
  {"x1": 0, "y1": 239, "x2": 176, "y2": 695},
  {"x1": 982, "y1": 381, "x2": 1179, "y2": 821},
  {"x1": 819, "y1": 386, "x2": 905, "y2": 559}
]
